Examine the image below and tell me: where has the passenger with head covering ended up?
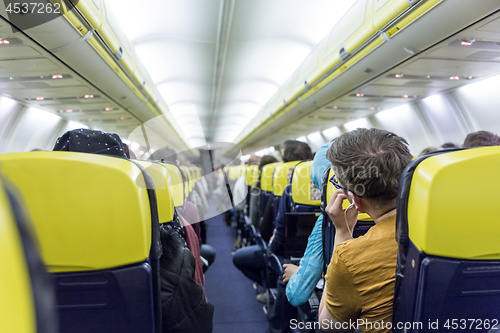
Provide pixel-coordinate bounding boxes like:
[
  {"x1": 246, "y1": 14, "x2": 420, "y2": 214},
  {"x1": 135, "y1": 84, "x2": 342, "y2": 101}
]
[
  {"x1": 53, "y1": 129, "x2": 127, "y2": 157},
  {"x1": 283, "y1": 142, "x2": 332, "y2": 307},
  {"x1": 462, "y1": 130, "x2": 500, "y2": 148}
]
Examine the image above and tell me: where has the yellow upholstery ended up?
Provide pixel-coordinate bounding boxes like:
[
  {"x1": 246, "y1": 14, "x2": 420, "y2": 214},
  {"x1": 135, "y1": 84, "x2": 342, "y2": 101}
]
[
  {"x1": 228, "y1": 166, "x2": 237, "y2": 181},
  {"x1": 0, "y1": 152, "x2": 152, "y2": 273},
  {"x1": 162, "y1": 163, "x2": 185, "y2": 208},
  {"x1": 135, "y1": 161, "x2": 175, "y2": 223},
  {"x1": 273, "y1": 161, "x2": 300, "y2": 196},
  {"x1": 0, "y1": 180, "x2": 36, "y2": 333},
  {"x1": 291, "y1": 161, "x2": 321, "y2": 206},
  {"x1": 246, "y1": 164, "x2": 259, "y2": 187},
  {"x1": 261, "y1": 162, "x2": 282, "y2": 192},
  {"x1": 407, "y1": 147, "x2": 500, "y2": 259},
  {"x1": 326, "y1": 168, "x2": 372, "y2": 221}
]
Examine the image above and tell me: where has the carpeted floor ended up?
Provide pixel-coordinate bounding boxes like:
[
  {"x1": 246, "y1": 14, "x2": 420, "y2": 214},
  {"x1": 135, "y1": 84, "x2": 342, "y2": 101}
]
[{"x1": 204, "y1": 212, "x2": 269, "y2": 333}]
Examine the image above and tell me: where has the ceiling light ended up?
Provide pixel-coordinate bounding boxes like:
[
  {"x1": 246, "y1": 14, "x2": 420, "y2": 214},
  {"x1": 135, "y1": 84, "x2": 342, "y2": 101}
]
[
  {"x1": 66, "y1": 109, "x2": 73, "y2": 113},
  {"x1": 105, "y1": 107, "x2": 113, "y2": 111},
  {"x1": 369, "y1": 107, "x2": 375, "y2": 110},
  {"x1": 450, "y1": 76, "x2": 460, "y2": 80},
  {"x1": 84, "y1": 95, "x2": 94, "y2": 99},
  {"x1": 333, "y1": 106, "x2": 338, "y2": 109},
  {"x1": 402, "y1": 95, "x2": 409, "y2": 98},
  {"x1": 461, "y1": 38, "x2": 475, "y2": 46},
  {"x1": 88, "y1": 119, "x2": 93, "y2": 122},
  {"x1": 314, "y1": 115, "x2": 319, "y2": 119},
  {"x1": 120, "y1": 117, "x2": 125, "y2": 120},
  {"x1": 0, "y1": 39, "x2": 9, "y2": 44},
  {"x1": 395, "y1": 74, "x2": 404, "y2": 78},
  {"x1": 52, "y1": 74, "x2": 63, "y2": 79},
  {"x1": 36, "y1": 97, "x2": 44, "y2": 101},
  {"x1": 356, "y1": 93, "x2": 365, "y2": 97}
]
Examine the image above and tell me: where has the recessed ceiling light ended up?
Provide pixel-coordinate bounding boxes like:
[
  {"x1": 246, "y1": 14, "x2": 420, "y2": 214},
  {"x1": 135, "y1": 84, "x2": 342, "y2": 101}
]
[
  {"x1": 333, "y1": 106, "x2": 338, "y2": 109},
  {"x1": 314, "y1": 115, "x2": 319, "y2": 119},
  {"x1": 356, "y1": 93, "x2": 364, "y2": 97},
  {"x1": 88, "y1": 119, "x2": 93, "y2": 122},
  {"x1": 395, "y1": 74, "x2": 403, "y2": 78},
  {"x1": 0, "y1": 39, "x2": 10, "y2": 45},
  {"x1": 105, "y1": 107, "x2": 113, "y2": 111},
  {"x1": 120, "y1": 117, "x2": 125, "y2": 120},
  {"x1": 52, "y1": 74, "x2": 63, "y2": 79},
  {"x1": 36, "y1": 97, "x2": 44, "y2": 101},
  {"x1": 369, "y1": 107, "x2": 375, "y2": 110},
  {"x1": 402, "y1": 95, "x2": 409, "y2": 98},
  {"x1": 461, "y1": 38, "x2": 475, "y2": 46},
  {"x1": 450, "y1": 76, "x2": 460, "y2": 80},
  {"x1": 66, "y1": 109, "x2": 73, "y2": 113},
  {"x1": 84, "y1": 95, "x2": 94, "y2": 99}
]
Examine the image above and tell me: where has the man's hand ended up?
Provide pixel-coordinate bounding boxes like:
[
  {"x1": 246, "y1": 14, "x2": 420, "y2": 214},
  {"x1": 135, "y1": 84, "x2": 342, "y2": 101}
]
[
  {"x1": 325, "y1": 189, "x2": 358, "y2": 241},
  {"x1": 282, "y1": 264, "x2": 299, "y2": 283}
]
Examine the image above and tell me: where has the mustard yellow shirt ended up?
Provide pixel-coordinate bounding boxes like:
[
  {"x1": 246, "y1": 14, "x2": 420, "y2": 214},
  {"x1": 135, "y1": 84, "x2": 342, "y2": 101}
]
[{"x1": 325, "y1": 215, "x2": 398, "y2": 333}]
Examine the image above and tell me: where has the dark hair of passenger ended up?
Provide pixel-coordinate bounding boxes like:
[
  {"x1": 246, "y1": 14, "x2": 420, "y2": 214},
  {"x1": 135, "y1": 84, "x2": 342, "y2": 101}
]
[
  {"x1": 150, "y1": 146, "x2": 177, "y2": 163},
  {"x1": 440, "y1": 142, "x2": 458, "y2": 149},
  {"x1": 419, "y1": 146, "x2": 438, "y2": 156},
  {"x1": 462, "y1": 130, "x2": 500, "y2": 148},
  {"x1": 282, "y1": 140, "x2": 313, "y2": 162},
  {"x1": 53, "y1": 128, "x2": 127, "y2": 158},
  {"x1": 258, "y1": 155, "x2": 279, "y2": 171},
  {"x1": 326, "y1": 128, "x2": 412, "y2": 208}
]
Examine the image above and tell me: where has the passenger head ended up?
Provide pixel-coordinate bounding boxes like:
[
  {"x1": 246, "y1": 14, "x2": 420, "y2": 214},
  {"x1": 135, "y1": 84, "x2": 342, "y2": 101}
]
[
  {"x1": 419, "y1": 147, "x2": 438, "y2": 157},
  {"x1": 440, "y1": 142, "x2": 458, "y2": 149},
  {"x1": 150, "y1": 147, "x2": 177, "y2": 163},
  {"x1": 462, "y1": 130, "x2": 500, "y2": 148},
  {"x1": 122, "y1": 143, "x2": 137, "y2": 159},
  {"x1": 326, "y1": 128, "x2": 412, "y2": 210},
  {"x1": 53, "y1": 129, "x2": 126, "y2": 158},
  {"x1": 247, "y1": 154, "x2": 260, "y2": 165},
  {"x1": 282, "y1": 140, "x2": 313, "y2": 162},
  {"x1": 258, "y1": 155, "x2": 279, "y2": 171}
]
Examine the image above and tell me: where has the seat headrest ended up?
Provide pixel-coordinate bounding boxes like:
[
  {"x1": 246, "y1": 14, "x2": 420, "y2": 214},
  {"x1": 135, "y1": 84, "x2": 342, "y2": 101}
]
[
  {"x1": 246, "y1": 164, "x2": 259, "y2": 186},
  {"x1": 273, "y1": 161, "x2": 300, "y2": 196},
  {"x1": 161, "y1": 163, "x2": 185, "y2": 208},
  {"x1": 135, "y1": 161, "x2": 175, "y2": 223},
  {"x1": 326, "y1": 168, "x2": 372, "y2": 221},
  {"x1": 180, "y1": 166, "x2": 191, "y2": 196},
  {"x1": 291, "y1": 161, "x2": 321, "y2": 206},
  {"x1": 0, "y1": 179, "x2": 36, "y2": 333},
  {"x1": 261, "y1": 162, "x2": 282, "y2": 192},
  {"x1": 0, "y1": 152, "x2": 153, "y2": 273},
  {"x1": 401, "y1": 146, "x2": 500, "y2": 259}
]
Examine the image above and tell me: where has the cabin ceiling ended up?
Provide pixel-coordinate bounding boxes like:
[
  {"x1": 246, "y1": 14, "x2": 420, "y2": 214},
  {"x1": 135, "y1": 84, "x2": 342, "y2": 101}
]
[{"x1": 105, "y1": 0, "x2": 357, "y2": 146}]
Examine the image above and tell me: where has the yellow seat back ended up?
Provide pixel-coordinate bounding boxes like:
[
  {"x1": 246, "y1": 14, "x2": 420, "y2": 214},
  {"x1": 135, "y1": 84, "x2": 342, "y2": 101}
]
[
  {"x1": 407, "y1": 147, "x2": 500, "y2": 259},
  {"x1": 291, "y1": 161, "x2": 321, "y2": 206},
  {"x1": 273, "y1": 161, "x2": 300, "y2": 196},
  {"x1": 0, "y1": 180, "x2": 36, "y2": 333},
  {"x1": 261, "y1": 162, "x2": 282, "y2": 192},
  {"x1": 326, "y1": 168, "x2": 371, "y2": 221},
  {"x1": 0, "y1": 152, "x2": 152, "y2": 273},
  {"x1": 135, "y1": 161, "x2": 175, "y2": 223},
  {"x1": 162, "y1": 163, "x2": 185, "y2": 208},
  {"x1": 181, "y1": 166, "x2": 191, "y2": 196},
  {"x1": 246, "y1": 164, "x2": 259, "y2": 187}
]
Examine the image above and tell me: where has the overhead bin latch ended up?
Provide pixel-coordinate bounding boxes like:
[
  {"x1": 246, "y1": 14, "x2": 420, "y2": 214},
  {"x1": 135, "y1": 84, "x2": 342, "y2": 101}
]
[
  {"x1": 50, "y1": 29, "x2": 94, "y2": 53},
  {"x1": 114, "y1": 46, "x2": 124, "y2": 60},
  {"x1": 339, "y1": 46, "x2": 350, "y2": 61},
  {"x1": 380, "y1": 32, "x2": 418, "y2": 55},
  {"x1": 406, "y1": 0, "x2": 420, "y2": 5},
  {"x1": 304, "y1": 81, "x2": 311, "y2": 89}
]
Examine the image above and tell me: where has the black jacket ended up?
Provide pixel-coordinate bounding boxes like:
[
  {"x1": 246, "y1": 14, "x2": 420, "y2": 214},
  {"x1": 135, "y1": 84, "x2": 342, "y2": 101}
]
[{"x1": 159, "y1": 226, "x2": 214, "y2": 333}]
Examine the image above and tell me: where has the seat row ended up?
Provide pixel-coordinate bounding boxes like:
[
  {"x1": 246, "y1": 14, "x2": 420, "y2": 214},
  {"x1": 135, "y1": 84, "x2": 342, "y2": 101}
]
[
  {"x1": 0, "y1": 151, "x2": 203, "y2": 333},
  {"x1": 228, "y1": 146, "x2": 500, "y2": 332}
]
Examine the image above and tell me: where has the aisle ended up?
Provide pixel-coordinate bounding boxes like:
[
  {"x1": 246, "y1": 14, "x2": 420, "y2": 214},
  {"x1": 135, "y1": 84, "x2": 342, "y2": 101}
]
[{"x1": 204, "y1": 211, "x2": 269, "y2": 333}]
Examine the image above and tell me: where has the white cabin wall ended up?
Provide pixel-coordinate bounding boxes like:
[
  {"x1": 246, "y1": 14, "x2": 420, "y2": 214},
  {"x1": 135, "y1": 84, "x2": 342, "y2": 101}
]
[{"x1": 0, "y1": 96, "x2": 87, "y2": 154}]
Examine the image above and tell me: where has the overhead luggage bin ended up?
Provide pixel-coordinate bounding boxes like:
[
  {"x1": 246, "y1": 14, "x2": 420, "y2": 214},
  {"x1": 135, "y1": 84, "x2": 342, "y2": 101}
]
[{"x1": 394, "y1": 147, "x2": 500, "y2": 331}]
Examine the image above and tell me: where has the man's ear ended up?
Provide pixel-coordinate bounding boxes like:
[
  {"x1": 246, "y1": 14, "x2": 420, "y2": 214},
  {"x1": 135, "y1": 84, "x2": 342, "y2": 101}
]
[{"x1": 352, "y1": 194, "x2": 361, "y2": 210}]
